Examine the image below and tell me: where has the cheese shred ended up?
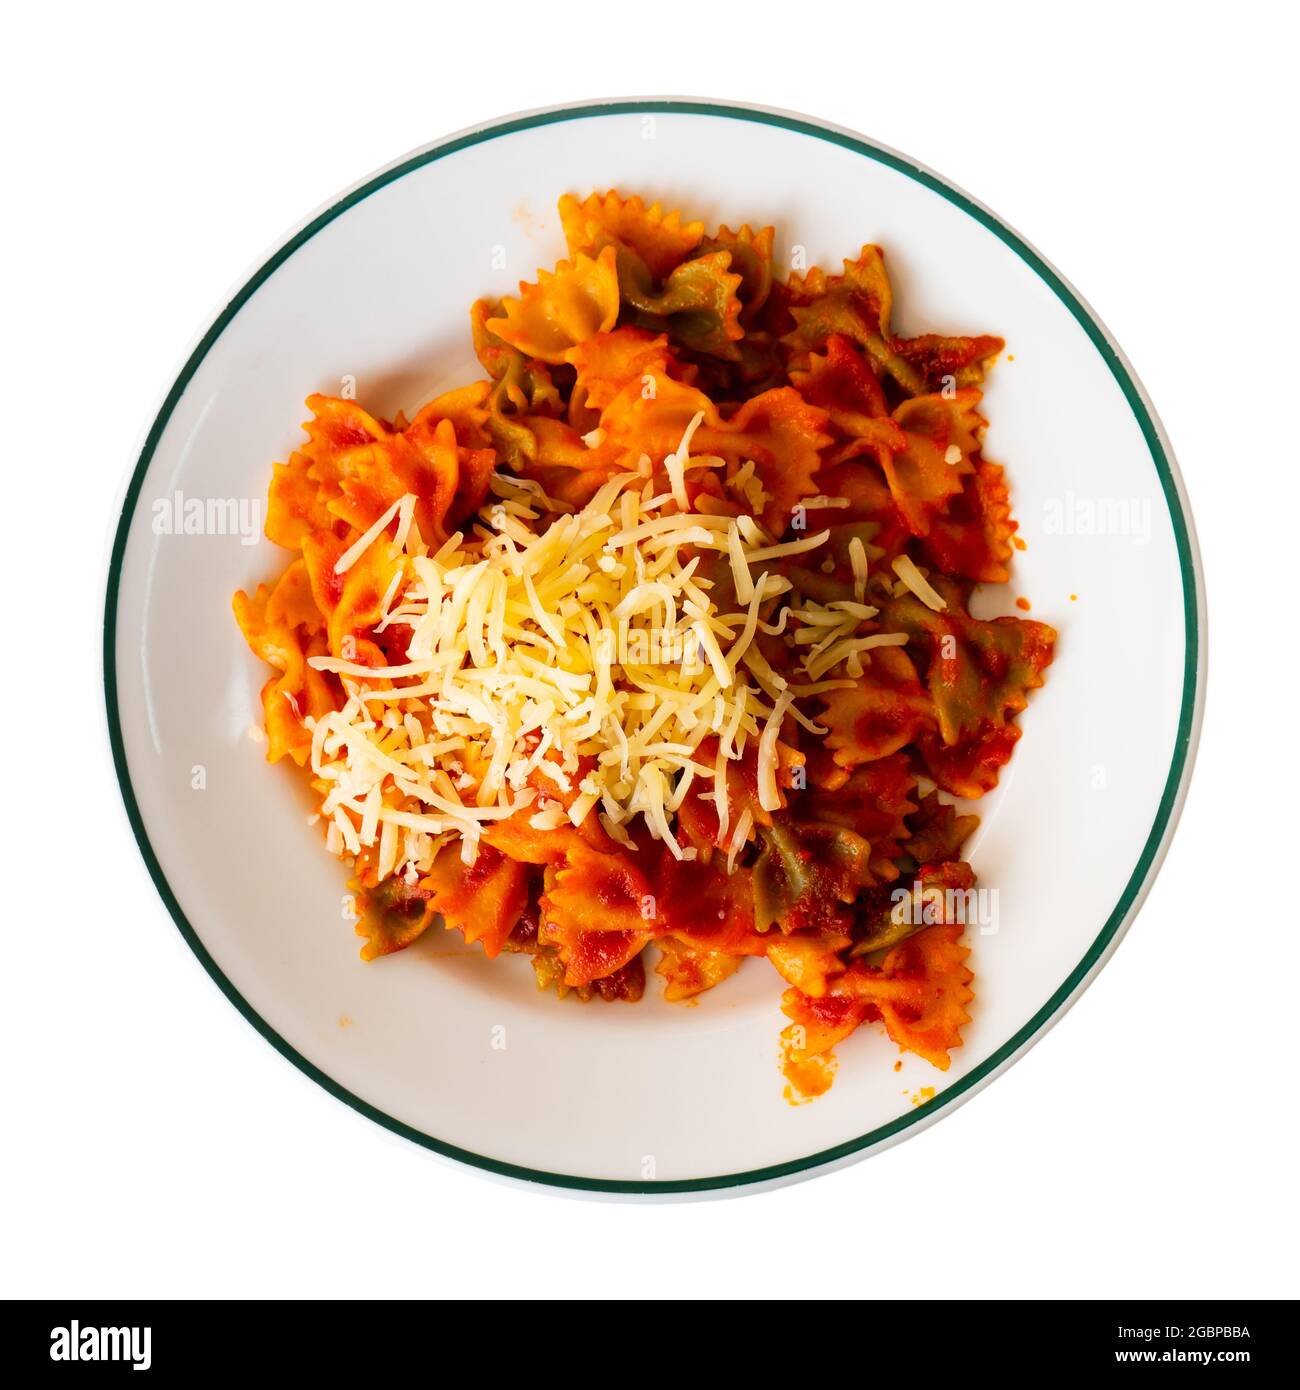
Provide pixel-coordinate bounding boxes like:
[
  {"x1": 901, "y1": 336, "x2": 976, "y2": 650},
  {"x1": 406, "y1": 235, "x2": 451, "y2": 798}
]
[{"x1": 891, "y1": 554, "x2": 948, "y2": 611}]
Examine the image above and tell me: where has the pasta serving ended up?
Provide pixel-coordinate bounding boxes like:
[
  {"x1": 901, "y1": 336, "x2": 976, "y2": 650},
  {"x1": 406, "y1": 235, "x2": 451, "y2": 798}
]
[{"x1": 234, "y1": 192, "x2": 1055, "y2": 1096}]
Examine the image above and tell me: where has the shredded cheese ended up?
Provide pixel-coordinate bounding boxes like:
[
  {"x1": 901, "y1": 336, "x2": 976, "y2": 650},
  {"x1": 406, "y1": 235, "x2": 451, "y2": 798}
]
[
  {"x1": 334, "y1": 496, "x2": 405, "y2": 575},
  {"x1": 849, "y1": 536, "x2": 869, "y2": 602},
  {"x1": 298, "y1": 414, "x2": 910, "y2": 885},
  {"x1": 891, "y1": 554, "x2": 948, "y2": 611}
]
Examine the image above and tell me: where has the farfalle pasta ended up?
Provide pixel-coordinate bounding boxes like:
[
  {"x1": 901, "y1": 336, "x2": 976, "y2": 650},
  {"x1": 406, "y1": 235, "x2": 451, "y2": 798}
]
[{"x1": 234, "y1": 192, "x2": 1055, "y2": 1096}]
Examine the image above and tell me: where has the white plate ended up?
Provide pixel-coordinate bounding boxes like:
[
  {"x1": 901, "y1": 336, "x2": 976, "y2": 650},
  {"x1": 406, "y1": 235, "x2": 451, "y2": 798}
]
[{"x1": 105, "y1": 100, "x2": 1205, "y2": 1196}]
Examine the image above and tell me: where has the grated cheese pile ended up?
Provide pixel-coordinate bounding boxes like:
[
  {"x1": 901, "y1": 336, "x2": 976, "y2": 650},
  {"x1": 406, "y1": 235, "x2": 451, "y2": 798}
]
[{"x1": 303, "y1": 417, "x2": 911, "y2": 882}]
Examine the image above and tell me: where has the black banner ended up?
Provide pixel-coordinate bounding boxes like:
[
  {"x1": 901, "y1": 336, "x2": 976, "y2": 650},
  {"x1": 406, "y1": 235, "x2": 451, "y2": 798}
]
[{"x1": 1, "y1": 1299, "x2": 1286, "y2": 1374}]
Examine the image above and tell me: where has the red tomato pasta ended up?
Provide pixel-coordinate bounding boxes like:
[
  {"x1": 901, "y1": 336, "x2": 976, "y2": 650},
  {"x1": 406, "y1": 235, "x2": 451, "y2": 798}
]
[{"x1": 234, "y1": 192, "x2": 1055, "y2": 1094}]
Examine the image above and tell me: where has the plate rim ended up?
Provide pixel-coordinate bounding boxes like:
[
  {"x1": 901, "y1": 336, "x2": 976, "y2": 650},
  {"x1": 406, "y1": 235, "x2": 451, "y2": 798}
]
[{"x1": 102, "y1": 97, "x2": 1207, "y2": 1197}]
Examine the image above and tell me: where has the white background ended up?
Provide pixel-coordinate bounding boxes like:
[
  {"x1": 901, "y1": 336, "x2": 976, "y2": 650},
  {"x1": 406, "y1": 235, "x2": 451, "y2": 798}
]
[{"x1": 3, "y1": 0, "x2": 1296, "y2": 1300}]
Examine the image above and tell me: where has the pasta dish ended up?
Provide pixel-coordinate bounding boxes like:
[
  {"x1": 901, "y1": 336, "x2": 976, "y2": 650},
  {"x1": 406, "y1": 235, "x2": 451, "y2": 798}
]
[{"x1": 234, "y1": 192, "x2": 1055, "y2": 1096}]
